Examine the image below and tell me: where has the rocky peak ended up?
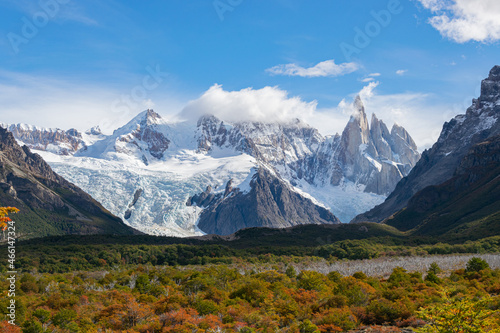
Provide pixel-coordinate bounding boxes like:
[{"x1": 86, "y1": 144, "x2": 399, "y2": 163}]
[
  {"x1": 370, "y1": 114, "x2": 392, "y2": 159},
  {"x1": 479, "y1": 65, "x2": 500, "y2": 103},
  {"x1": 5, "y1": 123, "x2": 85, "y2": 155},
  {"x1": 86, "y1": 126, "x2": 102, "y2": 136},
  {"x1": 192, "y1": 167, "x2": 341, "y2": 236},
  {"x1": 391, "y1": 123, "x2": 418, "y2": 151},
  {"x1": 336, "y1": 96, "x2": 420, "y2": 195},
  {"x1": 142, "y1": 109, "x2": 164, "y2": 126},
  {"x1": 353, "y1": 65, "x2": 500, "y2": 224}
]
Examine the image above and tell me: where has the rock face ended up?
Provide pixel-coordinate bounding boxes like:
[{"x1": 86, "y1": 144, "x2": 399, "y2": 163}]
[
  {"x1": 190, "y1": 167, "x2": 341, "y2": 235},
  {"x1": 332, "y1": 96, "x2": 420, "y2": 195},
  {"x1": 79, "y1": 109, "x2": 171, "y2": 164},
  {"x1": 1, "y1": 123, "x2": 86, "y2": 155},
  {"x1": 195, "y1": 103, "x2": 419, "y2": 196},
  {"x1": 353, "y1": 65, "x2": 500, "y2": 224},
  {"x1": 0, "y1": 127, "x2": 139, "y2": 238},
  {"x1": 386, "y1": 135, "x2": 500, "y2": 239}
]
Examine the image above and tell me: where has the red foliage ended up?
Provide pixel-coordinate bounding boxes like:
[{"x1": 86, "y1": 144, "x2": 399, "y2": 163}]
[{"x1": 0, "y1": 321, "x2": 22, "y2": 333}]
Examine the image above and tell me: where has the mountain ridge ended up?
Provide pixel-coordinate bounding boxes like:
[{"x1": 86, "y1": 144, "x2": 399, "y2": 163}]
[
  {"x1": 352, "y1": 65, "x2": 500, "y2": 225},
  {"x1": 2, "y1": 97, "x2": 420, "y2": 236},
  {"x1": 0, "y1": 127, "x2": 139, "y2": 238}
]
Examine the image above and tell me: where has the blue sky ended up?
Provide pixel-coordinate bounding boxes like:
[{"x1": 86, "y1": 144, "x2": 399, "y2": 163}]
[{"x1": 0, "y1": 0, "x2": 499, "y2": 149}]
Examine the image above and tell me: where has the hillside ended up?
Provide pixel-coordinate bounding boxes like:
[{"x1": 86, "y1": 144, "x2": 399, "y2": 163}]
[{"x1": 0, "y1": 127, "x2": 139, "y2": 238}]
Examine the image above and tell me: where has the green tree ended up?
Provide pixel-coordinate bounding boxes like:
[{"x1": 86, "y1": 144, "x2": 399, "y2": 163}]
[
  {"x1": 299, "y1": 319, "x2": 320, "y2": 333},
  {"x1": 466, "y1": 257, "x2": 490, "y2": 273}
]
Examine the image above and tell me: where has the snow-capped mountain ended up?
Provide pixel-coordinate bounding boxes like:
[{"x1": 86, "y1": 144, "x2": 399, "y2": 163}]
[
  {"x1": 353, "y1": 65, "x2": 500, "y2": 224},
  {"x1": 2, "y1": 98, "x2": 420, "y2": 236},
  {"x1": 0, "y1": 123, "x2": 86, "y2": 155}
]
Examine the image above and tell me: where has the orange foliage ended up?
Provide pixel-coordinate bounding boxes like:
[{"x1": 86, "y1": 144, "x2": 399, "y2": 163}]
[
  {"x1": 0, "y1": 206, "x2": 19, "y2": 231},
  {"x1": 0, "y1": 321, "x2": 22, "y2": 333}
]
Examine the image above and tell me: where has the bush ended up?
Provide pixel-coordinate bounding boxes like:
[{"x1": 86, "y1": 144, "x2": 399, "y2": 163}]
[
  {"x1": 297, "y1": 271, "x2": 328, "y2": 291},
  {"x1": 466, "y1": 257, "x2": 490, "y2": 273},
  {"x1": 194, "y1": 299, "x2": 218, "y2": 316},
  {"x1": 388, "y1": 267, "x2": 411, "y2": 287},
  {"x1": 352, "y1": 272, "x2": 367, "y2": 280},
  {"x1": 53, "y1": 309, "x2": 77, "y2": 329},
  {"x1": 299, "y1": 319, "x2": 320, "y2": 333},
  {"x1": 425, "y1": 272, "x2": 441, "y2": 285}
]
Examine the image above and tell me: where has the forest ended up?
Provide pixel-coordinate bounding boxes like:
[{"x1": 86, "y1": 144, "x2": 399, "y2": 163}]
[{"x1": 1, "y1": 255, "x2": 500, "y2": 332}]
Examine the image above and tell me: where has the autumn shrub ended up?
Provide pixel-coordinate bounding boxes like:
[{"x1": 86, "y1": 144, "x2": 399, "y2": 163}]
[
  {"x1": 52, "y1": 309, "x2": 78, "y2": 329},
  {"x1": 336, "y1": 277, "x2": 375, "y2": 307},
  {"x1": 20, "y1": 274, "x2": 39, "y2": 294},
  {"x1": 194, "y1": 299, "x2": 219, "y2": 315},
  {"x1": 363, "y1": 298, "x2": 413, "y2": 325},
  {"x1": 299, "y1": 319, "x2": 320, "y2": 333},
  {"x1": 313, "y1": 307, "x2": 357, "y2": 331},
  {"x1": 327, "y1": 271, "x2": 343, "y2": 283},
  {"x1": 416, "y1": 292, "x2": 500, "y2": 333},
  {"x1": 230, "y1": 279, "x2": 271, "y2": 306},
  {"x1": 425, "y1": 272, "x2": 441, "y2": 285},
  {"x1": 22, "y1": 320, "x2": 44, "y2": 333},
  {"x1": 297, "y1": 271, "x2": 329, "y2": 292},
  {"x1": 388, "y1": 267, "x2": 411, "y2": 287}
]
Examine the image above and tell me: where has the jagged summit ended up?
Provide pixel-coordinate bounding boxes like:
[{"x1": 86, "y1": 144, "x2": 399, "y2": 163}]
[
  {"x1": 85, "y1": 125, "x2": 103, "y2": 136},
  {"x1": 353, "y1": 65, "x2": 500, "y2": 224}
]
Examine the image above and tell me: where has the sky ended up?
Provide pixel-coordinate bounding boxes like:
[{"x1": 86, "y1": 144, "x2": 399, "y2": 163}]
[{"x1": 0, "y1": 0, "x2": 499, "y2": 150}]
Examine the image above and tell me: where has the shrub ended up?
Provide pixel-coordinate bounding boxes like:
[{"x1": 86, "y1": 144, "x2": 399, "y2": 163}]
[
  {"x1": 297, "y1": 271, "x2": 328, "y2": 292},
  {"x1": 194, "y1": 299, "x2": 219, "y2": 316},
  {"x1": 299, "y1": 319, "x2": 320, "y2": 333},
  {"x1": 416, "y1": 292, "x2": 498, "y2": 333},
  {"x1": 466, "y1": 257, "x2": 490, "y2": 273},
  {"x1": 425, "y1": 272, "x2": 441, "y2": 285},
  {"x1": 352, "y1": 272, "x2": 367, "y2": 280}
]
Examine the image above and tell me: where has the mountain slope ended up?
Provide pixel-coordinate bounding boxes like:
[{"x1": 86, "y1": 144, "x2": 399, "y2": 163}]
[
  {"x1": 353, "y1": 65, "x2": 500, "y2": 224},
  {"x1": 385, "y1": 135, "x2": 500, "y2": 240},
  {"x1": 189, "y1": 167, "x2": 340, "y2": 235},
  {"x1": 0, "y1": 127, "x2": 139, "y2": 238}
]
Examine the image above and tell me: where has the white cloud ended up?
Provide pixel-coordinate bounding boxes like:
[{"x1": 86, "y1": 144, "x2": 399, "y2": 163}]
[
  {"x1": 180, "y1": 81, "x2": 449, "y2": 151},
  {"x1": 361, "y1": 77, "x2": 375, "y2": 82},
  {"x1": 266, "y1": 59, "x2": 359, "y2": 78},
  {"x1": 181, "y1": 84, "x2": 317, "y2": 123},
  {"x1": 359, "y1": 82, "x2": 380, "y2": 100},
  {"x1": 369, "y1": 73, "x2": 381, "y2": 77},
  {"x1": 416, "y1": 0, "x2": 500, "y2": 43},
  {"x1": 396, "y1": 69, "x2": 408, "y2": 75}
]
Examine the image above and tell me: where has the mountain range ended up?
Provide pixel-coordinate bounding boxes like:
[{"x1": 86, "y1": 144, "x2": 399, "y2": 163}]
[
  {"x1": 3, "y1": 66, "x2": 498, "y2": 240},
  {"x1": 1, "y1": 97, "x2": 419, "y2": 237},
  {"x1": 0, "y1": 126, "x2": 138, "y2": 238},
  {"x1": 353, "y1": 65, "x2": 500, "y2": 233}
]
